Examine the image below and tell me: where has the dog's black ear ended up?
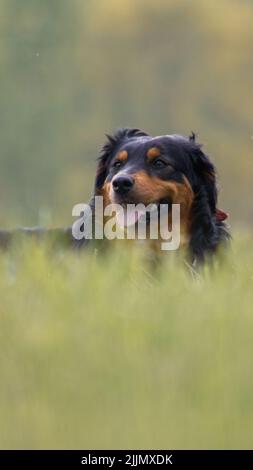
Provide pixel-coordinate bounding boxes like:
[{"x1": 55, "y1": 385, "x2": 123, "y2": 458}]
[
  {"x1": 189, "y1": 131, "x2": 197, "y2": 143},
  {"x1": 190, "y1": 144, "x2": 217, "y2": 212},
  {"x1": 187, "y1": 141, "x2": 220, "y2": 263},
  {"x1": 94, "y1": 128, "x2": 149, "y2": 193}
]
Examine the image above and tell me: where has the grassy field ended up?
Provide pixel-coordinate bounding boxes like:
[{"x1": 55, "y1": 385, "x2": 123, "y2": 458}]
[{"x1": 0, "y1": 235, "x2": 253, "y2": 449}]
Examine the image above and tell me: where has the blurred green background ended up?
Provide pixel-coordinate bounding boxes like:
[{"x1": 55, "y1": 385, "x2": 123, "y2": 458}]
[{"x1": 1, "y1": 0, "x2": 253, "y2": 227}]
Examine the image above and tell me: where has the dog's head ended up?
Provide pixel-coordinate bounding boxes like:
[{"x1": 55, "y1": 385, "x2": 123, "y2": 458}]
[{"x1": 93, "y1": 128, "x2": 228, "y2": 262}]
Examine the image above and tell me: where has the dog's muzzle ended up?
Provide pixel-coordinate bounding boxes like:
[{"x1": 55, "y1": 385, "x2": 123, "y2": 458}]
[{"x1": 112, "y1": 175, "x2": 134, "y2": 195}]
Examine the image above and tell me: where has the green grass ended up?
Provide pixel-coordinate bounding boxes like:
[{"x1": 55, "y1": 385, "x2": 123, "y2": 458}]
[{"x1": 0, "y1": 236, "x2": 253, "y2": 449}]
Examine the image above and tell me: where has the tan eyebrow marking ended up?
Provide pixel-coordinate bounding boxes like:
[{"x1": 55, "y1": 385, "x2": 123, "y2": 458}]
[
  {"x1": 117, "y1": 150, "x2": 128, "y2": 162},
  {"x1": 147, "y1": 147, "x2": 161, "y2": 160}
]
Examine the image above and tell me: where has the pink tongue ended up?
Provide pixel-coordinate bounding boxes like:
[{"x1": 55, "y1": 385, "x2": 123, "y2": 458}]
[{"x1": 116, "y1": 208, "x2": 146, "y2": 227}]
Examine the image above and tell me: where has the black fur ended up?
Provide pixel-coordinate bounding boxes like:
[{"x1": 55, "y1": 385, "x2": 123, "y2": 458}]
[{"x1": 186, "y1": 143, "x2": 228, "y2": 263}]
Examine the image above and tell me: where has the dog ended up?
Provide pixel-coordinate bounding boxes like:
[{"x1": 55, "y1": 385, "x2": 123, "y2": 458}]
[
  {"x1": 0, "y1": 128, "x2": 229, "y2": 265},
  {"x1": 90, "y1": 128, "x2": 229, "y2": 265}
]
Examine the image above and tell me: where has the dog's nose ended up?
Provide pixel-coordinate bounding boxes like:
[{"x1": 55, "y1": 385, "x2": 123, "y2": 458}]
[{"x1": 112, "y1": 175, "x2": 134, "y2": 194}]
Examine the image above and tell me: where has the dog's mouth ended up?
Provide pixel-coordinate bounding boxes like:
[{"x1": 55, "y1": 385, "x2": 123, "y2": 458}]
[{"x1": 114, "y1": 198, "x2": 172, "y2": 228}]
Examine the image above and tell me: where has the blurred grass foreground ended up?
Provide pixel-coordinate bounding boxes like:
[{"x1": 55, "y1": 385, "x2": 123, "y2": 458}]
[{"x1": 0, "y1": 237, "x2": 253, "y2": 449}]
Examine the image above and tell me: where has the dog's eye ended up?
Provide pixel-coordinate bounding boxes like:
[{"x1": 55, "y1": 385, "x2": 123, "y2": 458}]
[
  {"x1": 112, "y1": 160, "x2": 123, "y2": 169},
  {"x1": 152, "y1": 158, "x2": 167, "y2": 169}
]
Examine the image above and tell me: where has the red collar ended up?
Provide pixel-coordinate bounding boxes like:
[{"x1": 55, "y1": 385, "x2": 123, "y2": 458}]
[{"x1": 216, "y1": 208, "x2": 229, "y2": 222}]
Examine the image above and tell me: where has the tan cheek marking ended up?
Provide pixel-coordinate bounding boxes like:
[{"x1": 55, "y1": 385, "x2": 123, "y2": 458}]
[
  {"x1": 146, "y1": 147, "x2": 161, "y2": 160},
  {"x1": 135, "y1": 173, "x2": 194, "y2": 207},
  {"x1": 133, "y1": 172, "x2": 194, "y2": 247},
  {"x1": 101, "y1": 182, "x2": 117, "y2": 227},
  {"x1": 117, "y1": 150, "x2": 128, "y2": 162},
  {"x1": 94, "y1": 161, "x2": 107, "y2": 196},
  {"x1": 172, "y1": 176, "x2": 194, "y2": 207},
  {"x1": 133, "y1": 172, "x2": 179, "y2": 203},
  {"x1": 101, "y1": 182, "x2": 112, "y2": 207}
]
